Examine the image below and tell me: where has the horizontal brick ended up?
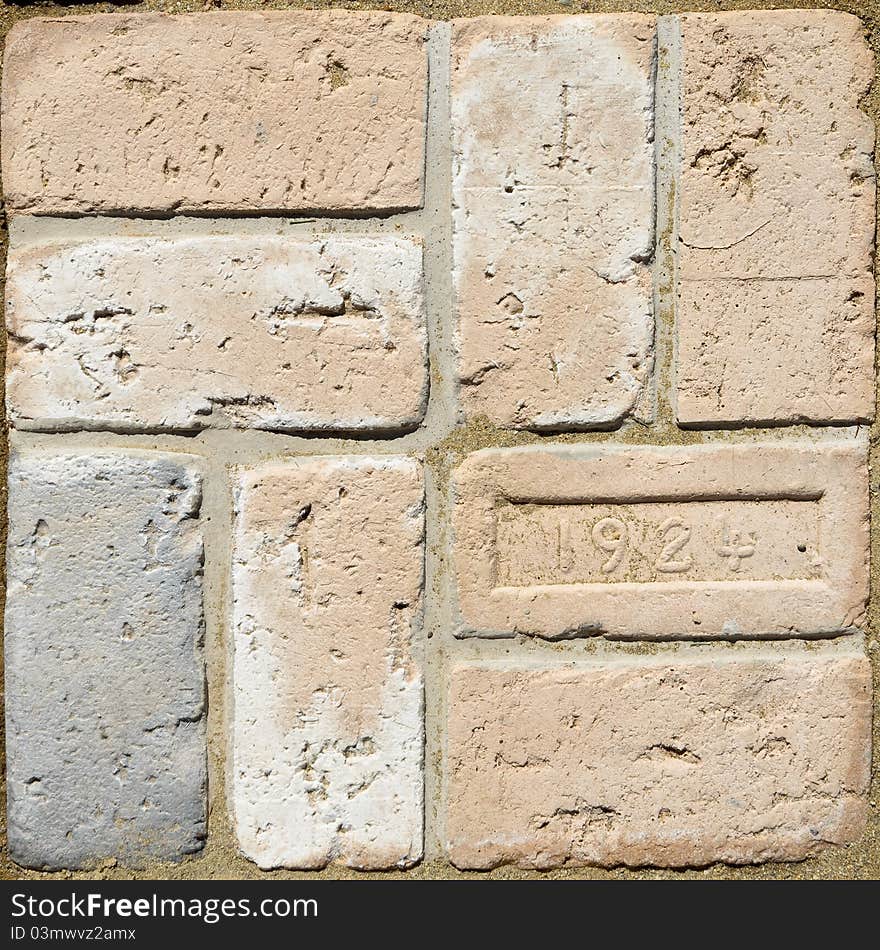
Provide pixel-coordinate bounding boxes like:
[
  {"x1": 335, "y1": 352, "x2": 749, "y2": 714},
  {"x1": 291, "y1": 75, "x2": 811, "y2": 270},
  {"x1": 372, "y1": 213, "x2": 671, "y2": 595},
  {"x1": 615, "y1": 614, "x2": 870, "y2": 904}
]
[
  {"x1": 231, "y1": 457, "x2": 424, "y2": 870},
  {"x1": 445, "y1": 643, "x2": 871, "y2": 869},
  {"x1": 452, "y1": 442, "x2": 868, "y2": 639},
  {"x1": 452, "y1": 15, "x2": 655, "y2": 429},
  {"x1": 1, "y1": 12, "x2": 427, "y2": 215},
  {"x1": 6, "y1": 236, "x2": 427, "y2": 434},
  {"x1": 676, "y1": 276, "x2": 874, "y2": 425},
  {"x1": 5, "y1": 450, "x2": 206, "y2": 869},
  {"x1": 676, "y1": 11, "x2": 875, "y2": 425}
]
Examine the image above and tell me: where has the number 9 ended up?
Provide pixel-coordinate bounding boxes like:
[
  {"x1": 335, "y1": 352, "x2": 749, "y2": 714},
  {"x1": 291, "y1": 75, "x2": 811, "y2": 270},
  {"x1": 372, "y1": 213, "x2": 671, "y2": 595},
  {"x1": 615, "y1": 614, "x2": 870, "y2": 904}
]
[{"x1": 592, "y1": 517, "x2": 627, "y2": 573}]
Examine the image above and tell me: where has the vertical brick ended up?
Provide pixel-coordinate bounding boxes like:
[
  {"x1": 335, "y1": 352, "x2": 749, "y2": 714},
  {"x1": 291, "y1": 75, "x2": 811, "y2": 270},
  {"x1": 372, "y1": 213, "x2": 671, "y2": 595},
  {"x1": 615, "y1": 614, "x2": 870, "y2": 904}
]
[
  {"x1": 6, "y1": 236, "x2": 427, "y2": 434},
  {"x1": 5, "y1": 451, "x2": 206, "y2": 869},
  {"x1": 676, "y1": 11, "x2": 875, "y2": 425},
  {"x1": 231, "y1": 457, "x2": 424, "y2": 869},
  {"x1": 446, "y1": 644, "x2": 871, "y2": 869},
  {"x1": 1, "y1": 12, "x2": 428, "y2": 215},
  {"x1": 452, "y1": 15, "x2": 656, "y2": 429}
]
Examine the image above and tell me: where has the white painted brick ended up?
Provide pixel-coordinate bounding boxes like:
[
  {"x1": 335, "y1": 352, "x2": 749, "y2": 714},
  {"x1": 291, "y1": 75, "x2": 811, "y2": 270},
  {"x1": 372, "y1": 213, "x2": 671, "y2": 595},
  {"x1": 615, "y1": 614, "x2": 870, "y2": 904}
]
[
  {"x1": 6, "y1": 236, "x2": 428, "y2": 434},
  {"x1": 231, "y1": 456, "x2": 424, "y2": 870}
]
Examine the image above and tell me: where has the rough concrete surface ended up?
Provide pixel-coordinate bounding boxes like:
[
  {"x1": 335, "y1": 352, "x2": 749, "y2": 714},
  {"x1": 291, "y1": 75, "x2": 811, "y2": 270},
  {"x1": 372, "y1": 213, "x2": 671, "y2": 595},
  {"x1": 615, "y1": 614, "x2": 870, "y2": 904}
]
[
  {"x1": 4, "y1": 449, "x2": 206, "y2": 870},
  {"x1": 0, "y1": 0, "x2": 879, "y2": 884}
]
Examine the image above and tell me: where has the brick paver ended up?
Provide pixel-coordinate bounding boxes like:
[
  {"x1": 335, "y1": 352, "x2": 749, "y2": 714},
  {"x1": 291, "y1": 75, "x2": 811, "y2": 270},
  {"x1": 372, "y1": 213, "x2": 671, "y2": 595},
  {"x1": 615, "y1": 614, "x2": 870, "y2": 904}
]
[
  {"x1": 1, "y1": 12, "x2": 428, "y2": 215},
  {"x1": 452, "y1": 442, "x2": 869, "y2": 639},
  {"x1": 1, "y1": 10, "x2": 875, "y2": 876},
  {"x1": 5, "y1": 451, "x2": 206, "y2": 869},
  {"x1": 452, "y1": 15, "x2": 655, "y2": 429},
  {"x1": 676, "y1": 11, "x2": 875, "y2": 425},
  {"x1": 231, "y1": 457, "x2": 424, "y2": 870},
  {"x1": 6, "y1": 235, "x2": 427, "y2": 434},
  {"x1": 446, "y1": 646, "x2": 871, "y2": 868}
]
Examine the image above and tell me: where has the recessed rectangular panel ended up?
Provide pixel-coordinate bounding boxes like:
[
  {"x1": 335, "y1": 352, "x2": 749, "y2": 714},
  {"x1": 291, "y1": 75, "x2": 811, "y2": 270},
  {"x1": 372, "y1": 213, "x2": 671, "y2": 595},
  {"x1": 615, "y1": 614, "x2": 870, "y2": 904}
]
[{"x1": 452, "y1": 442, "x2": 868, "y2": 639}]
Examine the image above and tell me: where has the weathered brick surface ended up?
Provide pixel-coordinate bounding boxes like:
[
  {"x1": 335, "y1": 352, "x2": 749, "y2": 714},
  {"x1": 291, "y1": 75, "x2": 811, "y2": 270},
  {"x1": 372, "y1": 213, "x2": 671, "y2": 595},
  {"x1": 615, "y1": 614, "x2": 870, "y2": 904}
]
[
  {"x1": 231, "y1": 457, "x2": 424, "y2": 870},
  {"x1": 676, "y1": 11, "x2": 875, "y2": 425},
  {"x1": 452, "y1": 15, "x2": 655, "y2": 429},
  {"x1": 5, "y1": 450, "x2": 206, "y2": 870},
  {"x1": 1, "y1": 10, "x2": 876, "y2": 877},
  {"x1": 445, "y1": 645, "x2": 871, "y2": 869},
  {"x1": 5, "y1": 236, "x2": 427, "y2": 434},
  {"x1": 1, "y1": 12, "x2": 427, "y2": 215},
  {"x1": 453, "y1": 442, "x2": 869, "y2": 639}
]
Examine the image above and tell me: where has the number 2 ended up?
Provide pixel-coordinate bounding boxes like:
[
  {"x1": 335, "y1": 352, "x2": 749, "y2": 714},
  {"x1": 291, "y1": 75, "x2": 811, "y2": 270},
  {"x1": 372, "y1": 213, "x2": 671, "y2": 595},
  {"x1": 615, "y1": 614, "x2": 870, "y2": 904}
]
[{"x1": 656, "y1": 517, "x2": 692, "y2": 573}]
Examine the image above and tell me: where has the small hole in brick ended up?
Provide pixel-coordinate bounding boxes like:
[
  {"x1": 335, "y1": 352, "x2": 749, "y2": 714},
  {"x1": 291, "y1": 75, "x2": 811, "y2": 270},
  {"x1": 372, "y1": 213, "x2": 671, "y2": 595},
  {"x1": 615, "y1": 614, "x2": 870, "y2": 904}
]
[{"x1": 797, "y1": 543, "x2": 807, "y2": 553}]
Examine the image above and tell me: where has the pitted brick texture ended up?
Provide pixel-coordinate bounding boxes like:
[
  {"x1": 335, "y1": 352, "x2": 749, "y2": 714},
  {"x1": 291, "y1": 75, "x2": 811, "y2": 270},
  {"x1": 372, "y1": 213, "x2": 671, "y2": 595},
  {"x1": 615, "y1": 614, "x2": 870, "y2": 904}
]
[
  {"x1": 5, "y1": 450, "x2": 206, "y2": 870},
  {"x1": 452, "y1": 15, "x2": 655, "y2": 430},
  {"x1": 5, "y1": 236, "x2": 427, "y2": 434},
  {"x1": 1, "y1": 12, "x2": 428, "y2": 215},
  {"x1": 231, "y1": 457, "x2": 424, "y2": 870},
  {"x1": 676, "y1": 11, "x2": 875, "y2": 425},
  {"x1": 446, "y1": 648, "x2": 871, "y2": 869},
  {"x1": 453, "y1": 442, "x2": 869, "y2": 640}
]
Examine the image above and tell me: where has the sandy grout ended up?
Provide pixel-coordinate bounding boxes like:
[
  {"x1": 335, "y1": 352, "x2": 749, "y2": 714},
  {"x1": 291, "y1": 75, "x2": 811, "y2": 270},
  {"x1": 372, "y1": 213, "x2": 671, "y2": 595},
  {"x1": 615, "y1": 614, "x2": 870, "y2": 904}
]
[
  {"x1": 653, "y1": 14, "x2": 681, "y2": 430},
  {"x1": 420, "y1": 20, "x2": 456, "y2": 860}
]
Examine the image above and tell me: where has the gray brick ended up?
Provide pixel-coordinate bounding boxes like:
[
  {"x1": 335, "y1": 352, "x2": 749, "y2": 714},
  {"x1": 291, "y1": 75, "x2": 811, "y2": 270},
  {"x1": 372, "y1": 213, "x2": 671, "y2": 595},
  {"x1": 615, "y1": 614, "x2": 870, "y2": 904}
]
[{"x1": 4, "y1": 450, "x2": 206, "y2": 869}]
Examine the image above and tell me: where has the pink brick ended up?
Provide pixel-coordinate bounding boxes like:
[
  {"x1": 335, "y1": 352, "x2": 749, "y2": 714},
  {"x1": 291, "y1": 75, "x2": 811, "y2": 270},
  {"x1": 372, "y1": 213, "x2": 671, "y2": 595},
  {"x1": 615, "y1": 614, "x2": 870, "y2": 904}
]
[
  {"x1": 452, "y1": 442, "x2": 868, "y2": 639},
  {"x1": 1, "y1": 12, "x2": 427, "y2": 215},
  {"x1": 676, "y1": 11, "x2": 875, "y2": 425},
  {"x1": 445, "y1": 644, "x2": 871, "y2": 869},
  {"x1": 452, "y1": 15, "x2": 656, "y2": 429}
]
